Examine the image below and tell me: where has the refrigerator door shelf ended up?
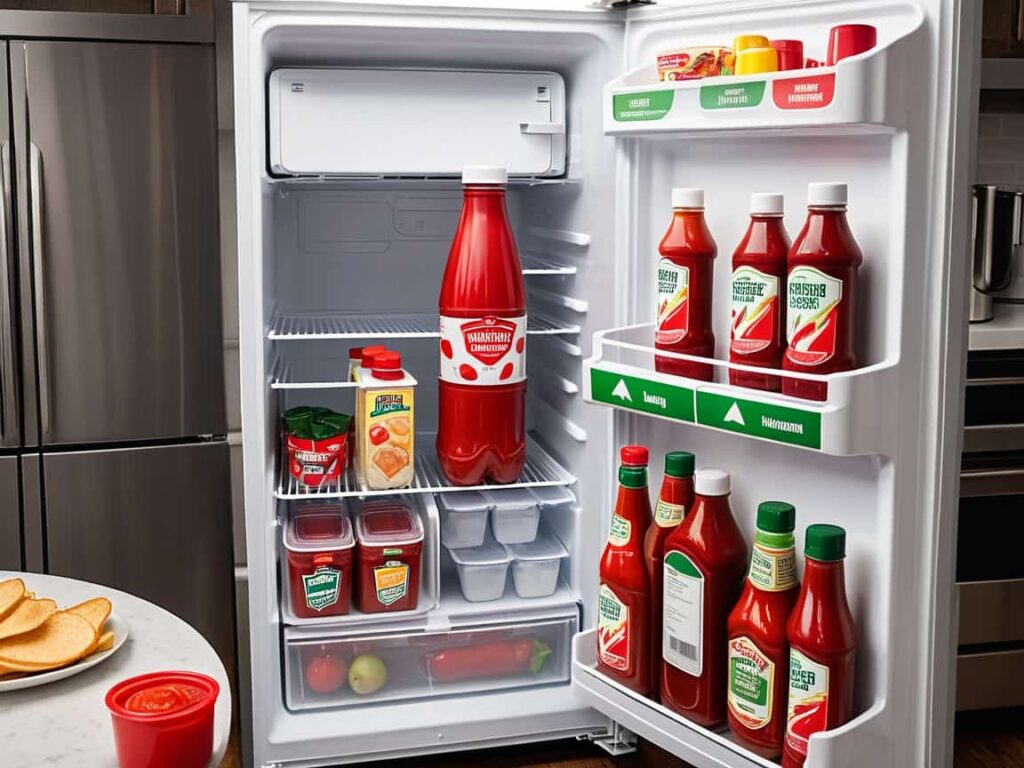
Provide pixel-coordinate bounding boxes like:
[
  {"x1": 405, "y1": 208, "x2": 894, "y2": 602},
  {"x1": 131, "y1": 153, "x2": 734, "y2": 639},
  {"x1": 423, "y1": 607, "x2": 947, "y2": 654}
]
[
  {"x1": 275, "y1": 434, "x2": 575, "y2": 501},
  {"x1": 285, "y1": 614, "x2": 576, "y2": 712},
  {"x1": 584, "y1": 324, "x2": 899, "y2": 457},
  {"x1": 571, "y1": 629, "x2": 886, "y2": 768},
  {"x1": 607, "y1": 3, "x2": 923, "y2": 137}
]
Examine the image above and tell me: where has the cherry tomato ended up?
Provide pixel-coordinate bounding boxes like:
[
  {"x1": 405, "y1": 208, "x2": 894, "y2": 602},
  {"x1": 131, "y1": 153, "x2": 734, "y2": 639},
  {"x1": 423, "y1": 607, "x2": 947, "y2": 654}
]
[
  {"x1": 305, "y1": 649, "x2": 347, "y2": 694},
  {"x1": 368, "y1": 425, "x2": 390, "y2": 446}
]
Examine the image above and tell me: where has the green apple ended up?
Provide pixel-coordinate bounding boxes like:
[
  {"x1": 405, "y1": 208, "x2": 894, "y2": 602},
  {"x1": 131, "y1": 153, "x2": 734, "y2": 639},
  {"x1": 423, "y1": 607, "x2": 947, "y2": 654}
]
[{"x1": 348, "y1": 653, "x2": 388, "y2": 695}]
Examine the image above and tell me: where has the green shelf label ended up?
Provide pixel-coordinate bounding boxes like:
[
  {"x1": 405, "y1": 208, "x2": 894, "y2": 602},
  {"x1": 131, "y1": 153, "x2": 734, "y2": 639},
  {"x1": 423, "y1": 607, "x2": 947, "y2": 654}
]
[
  {"x1": 695, "y1": 391, "x2": 821, "y2": 449},
  {"x1": 613, "y1": 90, "x2": 674, "y2": 122},
  {"x1": 700, "y1": 82, "x2": 766, "y2": 110},
  {"x1": 590, "y1": 368, "x2": 694, "y2": 423}
]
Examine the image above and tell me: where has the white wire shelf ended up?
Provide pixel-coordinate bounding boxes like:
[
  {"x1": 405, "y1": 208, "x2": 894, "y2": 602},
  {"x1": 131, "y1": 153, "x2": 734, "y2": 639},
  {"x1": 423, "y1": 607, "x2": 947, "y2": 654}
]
[
  {"x1": 520, "y1": 252, "x2": 577, "y2": 276},
  {"x1": 276, "y1": 435, "x2": 575, "y2": 500},
  {"x1": 268, "y1": 311, "x2": 580, "y2": 340}
]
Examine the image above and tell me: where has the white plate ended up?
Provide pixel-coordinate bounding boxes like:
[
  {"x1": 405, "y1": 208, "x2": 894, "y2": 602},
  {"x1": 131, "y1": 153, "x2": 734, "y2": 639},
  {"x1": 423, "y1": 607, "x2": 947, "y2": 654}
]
[{"x1": 0, "y1": 582, "x2": 129, "y2": 692}]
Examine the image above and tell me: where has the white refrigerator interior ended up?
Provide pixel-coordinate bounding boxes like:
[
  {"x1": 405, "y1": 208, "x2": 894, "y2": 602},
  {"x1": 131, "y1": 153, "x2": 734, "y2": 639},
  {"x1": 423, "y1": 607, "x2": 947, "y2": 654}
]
[{"x1": 232, "y1": 1, "x2": 975, "y2": 767}]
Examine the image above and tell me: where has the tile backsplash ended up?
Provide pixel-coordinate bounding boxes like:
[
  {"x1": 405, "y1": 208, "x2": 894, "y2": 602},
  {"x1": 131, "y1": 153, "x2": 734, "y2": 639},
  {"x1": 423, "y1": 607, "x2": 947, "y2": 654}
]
[{"x1": 977, "y1": 113, "x2": 1024, "y2": 187}]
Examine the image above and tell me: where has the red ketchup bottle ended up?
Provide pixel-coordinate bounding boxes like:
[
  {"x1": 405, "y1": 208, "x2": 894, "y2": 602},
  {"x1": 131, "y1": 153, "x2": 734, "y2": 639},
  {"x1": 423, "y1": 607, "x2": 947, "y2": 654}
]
[
  {"x1": 661, "y1": 469, "x2": 748, "y2": 727},
  {"x1": 655, "y1": 188, "x2": 716, "y2": 381},
  {"x1": 727, "y1": 502, "x2": 799, "y2": 758},
  {"x1": 643, "y1": 450, "x2": 695, "y2": 699},
  {"x1": 438, "y1": 166, "x2": 527, "y2": 485},
  {"x1": 597, "y1": 445, "x2": 652, "y2": 695},
  {"x1": 782, "y1": 183, "x2": 863, "y2": 401},
  {"x1": 729, "y1": 193, "x2": 791, "y2": 392},
  {"x1": 783, "y1": 525, "x2": 858, "y2": 768}
]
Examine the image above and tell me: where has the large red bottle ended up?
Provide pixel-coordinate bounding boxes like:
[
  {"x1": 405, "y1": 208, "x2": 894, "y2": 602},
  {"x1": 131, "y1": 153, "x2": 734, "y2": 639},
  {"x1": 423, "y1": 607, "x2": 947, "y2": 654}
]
[
  {"x1": 782, "y1": 525, "x2": 858, "y2": 768},
  {"x1": 730, "y1": 193, "x2": 790, "y2": 391},
  {"x1": 782, "y1": 183, "x2": 862, "y2": 401},
  {"x1": 655, "y1": 188, "x2": 717, "y2": 381},
  {"x1": 438, "y1": 166, "x2": 527, "y2": 485},
  {"x1": 643, "y1": 450, "x2": 695, "y2": 698},
  {"x1": 597, "y1": 446, "x2": 652, "y2": 695},
  {"x1": 661, "y1": 469, "x2": 748, "y2": 728}
]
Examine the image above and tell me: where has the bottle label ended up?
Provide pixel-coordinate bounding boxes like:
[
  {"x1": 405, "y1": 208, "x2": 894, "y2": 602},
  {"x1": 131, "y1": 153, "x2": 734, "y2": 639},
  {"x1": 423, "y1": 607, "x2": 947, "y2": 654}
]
[
  {"x1": 728, "y1": 636, "x2": 775, "y2": 730},
  {"x1": 597, "y1": 584, "x2": 630, "y2": 672},
  {"x1": 373, "y1": 562, "x2": 409, "y2": 606},
  {"x1": 656, "y1": 259, "x2": 690, "y2": 345},
  {"x1": 785, "y1": 649, "x2": 830, "y2": 756},
  {"x1": 439, "y1": 314, "x2": 527, "y2": 385},
  {"x1": 607, "y1": 513, "x2": 631, "y2": 547},
  {"x1": 748, "y1": 540, "x2": 797, "y2": 592},
  {"x1": 662, "y1": 550, "x2": 703, "y2": 676},
  {"x1": 785, "y1": 267, "x2": 842, "y2": 367},
  {"x1": 730, "y1": 266, "x2": 780, "y2": 355},
  {"x1": 654, "y1": 499, "x2": 685, "y2": 528},
  {"x1": 301, "y1": 566, "x2": 340, "y2": 612}
]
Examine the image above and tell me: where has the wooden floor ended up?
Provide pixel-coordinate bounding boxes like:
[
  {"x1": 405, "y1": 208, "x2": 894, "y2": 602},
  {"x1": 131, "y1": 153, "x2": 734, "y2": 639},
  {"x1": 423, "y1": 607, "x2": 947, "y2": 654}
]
[{"x1": 221, "y1": 708, "x2": 1024, "y2": 767}]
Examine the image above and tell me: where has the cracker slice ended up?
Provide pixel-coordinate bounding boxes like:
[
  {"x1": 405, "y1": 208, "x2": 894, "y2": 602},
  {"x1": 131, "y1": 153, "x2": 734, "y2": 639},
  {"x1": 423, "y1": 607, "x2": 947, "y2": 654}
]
[
  {"x1": 0, "y1": 612, "x2": 96, "y2": 671},
  {"x1": 0, "y1": 598, "x2": 57, "y2": 641},
  {"x1": 0, "y1": 579, "x2": 25, "y2": 622}
]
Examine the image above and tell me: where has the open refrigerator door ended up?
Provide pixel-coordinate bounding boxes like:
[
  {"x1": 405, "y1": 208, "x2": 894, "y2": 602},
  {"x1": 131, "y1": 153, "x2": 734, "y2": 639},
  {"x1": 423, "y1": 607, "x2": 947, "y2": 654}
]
[{"x1": 232, "y1": 1, "x2": 976, "y2": 766}]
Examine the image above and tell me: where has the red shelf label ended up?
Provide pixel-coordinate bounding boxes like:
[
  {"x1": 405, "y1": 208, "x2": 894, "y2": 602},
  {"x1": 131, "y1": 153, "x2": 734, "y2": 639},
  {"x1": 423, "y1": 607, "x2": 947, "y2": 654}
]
[{"x1": 773, "y1": 73, "x2": 836, "y2": 110}]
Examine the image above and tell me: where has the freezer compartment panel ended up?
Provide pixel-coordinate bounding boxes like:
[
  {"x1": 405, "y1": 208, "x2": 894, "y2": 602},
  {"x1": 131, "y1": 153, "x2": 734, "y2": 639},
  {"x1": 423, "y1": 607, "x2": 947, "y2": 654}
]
[
  {"x1": 269, "y1": 68, "x2": 565, "y2": 178},
  {"x1": 285, "y1": 614, "x2": 575, "y2": 711},
  {"x1": 605, "y1": 3, "x2": 922, "y2": 136}
]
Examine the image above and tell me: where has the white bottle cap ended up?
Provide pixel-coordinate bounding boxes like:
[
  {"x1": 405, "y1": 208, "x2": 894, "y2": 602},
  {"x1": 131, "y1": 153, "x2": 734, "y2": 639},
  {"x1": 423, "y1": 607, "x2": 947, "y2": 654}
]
[
  {"x1": 695, "y1": 468, "x2": 730, "y2": 496},
  {"x1": 671, "y1": 187, "x2": 704, "y2": 209},
  {"x1": 750, "y1": 193, "x2": 784, "y2": 215},
  {"x1": 462, "y1": 165, "x2": 508, "y2": 185},
  {"x1": 807, "y1": 182, "x2": 848, "y2": 207}
]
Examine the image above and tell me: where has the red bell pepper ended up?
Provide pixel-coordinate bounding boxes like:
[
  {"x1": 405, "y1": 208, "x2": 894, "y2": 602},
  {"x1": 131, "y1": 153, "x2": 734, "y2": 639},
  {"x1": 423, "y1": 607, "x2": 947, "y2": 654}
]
[{"x1": 425, "y1": 638, "x2": 551, "y2": 683}]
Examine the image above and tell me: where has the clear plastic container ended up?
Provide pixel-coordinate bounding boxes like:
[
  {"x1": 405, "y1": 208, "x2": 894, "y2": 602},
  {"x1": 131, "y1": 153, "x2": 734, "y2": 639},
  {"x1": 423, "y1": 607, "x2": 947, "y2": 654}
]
[
  {"x1": 486, "y1": 488, "x2": 540, "y2": 544},
  {"x1": 437, "y1": 491, "x2": 490, "y2": 549},
  {"x1": 504, "y1": 529, "x2": 568, "y2": 598},
  {"x1": 446, "y1": 537, "x2": 510, "y2": 602}
]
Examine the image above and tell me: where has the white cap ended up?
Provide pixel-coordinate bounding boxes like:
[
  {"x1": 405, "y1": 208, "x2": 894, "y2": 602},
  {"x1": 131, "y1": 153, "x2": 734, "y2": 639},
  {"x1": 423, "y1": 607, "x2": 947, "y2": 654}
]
[
  {"x1": 750, "y1": 193, "x2": 784, "y2": 215},
  {"x1": 807, "y1": 182, "x2": 848, "y2": 207},
  {"x1": 695, "y1": 468, "x2": 730, "y2": 496},
  {"x1": 671, "y1": 187, "x2": 704, "y2": 209},
  {"x1": 462, "y1": 165, "x2": 507, "y2": 185}
]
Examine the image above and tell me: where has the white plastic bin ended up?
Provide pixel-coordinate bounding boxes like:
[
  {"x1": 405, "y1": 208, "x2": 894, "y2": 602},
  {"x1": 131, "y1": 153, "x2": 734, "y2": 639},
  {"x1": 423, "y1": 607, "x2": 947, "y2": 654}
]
[
  {"x1": 438, "y1": 491, "x2": 490, "y2": 549},
  {"x1": 486, "y1": 488, "x2": 540, "y2": 544},
  {"x1": 447, "y1": 537, "x2": 510, "y2": 602},
  {"x1": 504, "y1": 529, "x2": 568, "y2": 598}
]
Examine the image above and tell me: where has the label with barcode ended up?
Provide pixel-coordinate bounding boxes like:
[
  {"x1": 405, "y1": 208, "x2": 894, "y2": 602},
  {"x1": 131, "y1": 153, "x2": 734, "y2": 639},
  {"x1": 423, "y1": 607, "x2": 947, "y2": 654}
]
[{"x1": 663, "y1": 550, "x2": 704, "y2": 676}]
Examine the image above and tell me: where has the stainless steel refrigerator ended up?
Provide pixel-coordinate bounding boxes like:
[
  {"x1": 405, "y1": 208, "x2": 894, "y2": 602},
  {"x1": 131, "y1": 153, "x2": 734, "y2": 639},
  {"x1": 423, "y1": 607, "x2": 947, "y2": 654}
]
[{"x1": 0, "y1": 31, "x2": 234, "y2": 660}]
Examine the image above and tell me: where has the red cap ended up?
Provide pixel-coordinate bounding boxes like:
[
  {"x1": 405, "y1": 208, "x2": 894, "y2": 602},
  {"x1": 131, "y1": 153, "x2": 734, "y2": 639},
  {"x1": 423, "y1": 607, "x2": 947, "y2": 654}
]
[
  {"x1": 620, "y1": 445, "x2": 649, "y2": 467},
  {"x1": 371, "y1": 351, "x2": 403, "y2": 380},
  {"x1": 360, "y1": 345, "x2": 387, "y2": 368},
  {"x1": 804, "y1": 58, "x2": 822, "y2": 68},
  {"x1": 770, "y1": 39, "x2": 804, "y2": 71},
  {"x1": 348, "y1": 346, "x2": 365, "y2": 361},
  {"x1": 826, "y1": 23, "x2": 877, "y2": 66}
]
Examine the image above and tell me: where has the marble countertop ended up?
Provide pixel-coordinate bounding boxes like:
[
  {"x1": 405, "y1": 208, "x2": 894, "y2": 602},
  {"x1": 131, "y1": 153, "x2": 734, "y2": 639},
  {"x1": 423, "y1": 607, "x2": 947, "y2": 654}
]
[{"x1": 0, "y1": 571, "x2": 231, "y2": 767}]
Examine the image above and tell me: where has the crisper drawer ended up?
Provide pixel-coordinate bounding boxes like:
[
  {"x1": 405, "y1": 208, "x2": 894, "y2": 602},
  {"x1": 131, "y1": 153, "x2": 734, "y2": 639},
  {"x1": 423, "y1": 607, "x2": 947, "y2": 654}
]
[
  {"x1": 284, "y1": 614, "x2": 576, "y2": 711},
  {"x1": 268, "y1": 68, "x2": 566, "y2": 177}
]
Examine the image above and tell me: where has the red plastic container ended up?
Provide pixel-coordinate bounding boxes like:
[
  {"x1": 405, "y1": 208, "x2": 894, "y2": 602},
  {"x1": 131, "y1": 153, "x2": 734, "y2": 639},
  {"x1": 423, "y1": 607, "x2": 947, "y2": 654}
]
[
  {"x1": 284, "y1": 503, "x2": 355, "y2": 618},
  {"x1": 106, "y1": 671, "x2": 219, "y2": 768},
  {"x1": 437, "y1": 165, "x2": 527, "y2": 486},
  {"x1": 354, "y1": 501, "x2": 424, "y2": 613},
  {"x1": 826, "y1": 24, "x2": 877, "y2": 66},
  {"x1": 770, "y1": 39, "x2": 805, "y2": 71}
]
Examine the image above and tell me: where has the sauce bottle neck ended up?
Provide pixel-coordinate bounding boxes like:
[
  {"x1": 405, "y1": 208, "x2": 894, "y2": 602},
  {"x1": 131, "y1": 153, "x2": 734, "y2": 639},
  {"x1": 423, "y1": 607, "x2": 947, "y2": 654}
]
[{"x1": 802, "y1": 557, "x2": 849, "y2": 602}]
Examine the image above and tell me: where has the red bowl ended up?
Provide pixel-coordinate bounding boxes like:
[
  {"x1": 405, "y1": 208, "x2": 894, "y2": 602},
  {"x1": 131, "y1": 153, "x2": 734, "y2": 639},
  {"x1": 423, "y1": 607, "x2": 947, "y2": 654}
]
[{"x1": 106, "y1": 671, "x2": 219, "y2": 768}]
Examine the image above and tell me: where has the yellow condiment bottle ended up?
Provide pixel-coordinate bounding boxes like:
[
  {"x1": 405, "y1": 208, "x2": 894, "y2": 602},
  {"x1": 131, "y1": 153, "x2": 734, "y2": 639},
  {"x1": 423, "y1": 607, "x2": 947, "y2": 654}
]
[
  {"x1": 735, "y1": 47, "x2": 779, "y2": 76},
  {"x1": 733, "y1": 34, "x2": 770, "y2": 53}
]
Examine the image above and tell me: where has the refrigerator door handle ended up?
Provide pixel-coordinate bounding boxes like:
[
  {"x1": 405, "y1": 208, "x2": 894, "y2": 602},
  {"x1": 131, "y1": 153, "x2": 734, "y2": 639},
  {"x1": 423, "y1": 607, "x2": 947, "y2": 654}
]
[
  {"x1": 29, "y1": 143, "x2": 50, "y2": 439},
  {"x1": 0, "y1": 141, "x2": 17, "y2": 445}
]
